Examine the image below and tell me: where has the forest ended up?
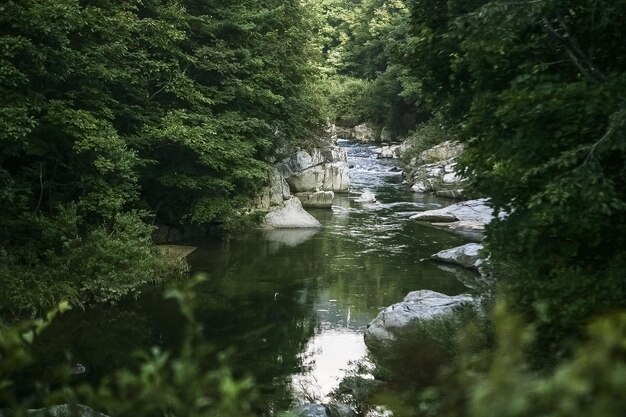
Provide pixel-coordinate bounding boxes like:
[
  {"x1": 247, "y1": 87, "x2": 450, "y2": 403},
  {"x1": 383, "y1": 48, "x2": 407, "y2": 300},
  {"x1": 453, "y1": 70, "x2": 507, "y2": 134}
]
[{"x1": 1, "y1": 0, "x2": 625, "y2": 416}]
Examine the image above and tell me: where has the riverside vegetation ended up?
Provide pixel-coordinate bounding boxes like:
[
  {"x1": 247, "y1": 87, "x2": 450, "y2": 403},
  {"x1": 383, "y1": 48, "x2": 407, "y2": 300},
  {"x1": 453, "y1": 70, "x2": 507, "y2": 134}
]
[{"x1": 2, "y1": 0, "x2": 626, "y2": 416}]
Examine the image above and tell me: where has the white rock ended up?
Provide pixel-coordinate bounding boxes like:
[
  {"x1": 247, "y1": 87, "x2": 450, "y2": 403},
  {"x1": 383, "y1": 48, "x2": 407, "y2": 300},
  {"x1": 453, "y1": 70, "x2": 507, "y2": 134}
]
[
  {"x1": 263, "y1": 197, "x2": 322, "y2": 229},
  {"x1": 431, "y1": 243, "x2": 483, "y2": 270},
  {"x1": 281, "y1": 147, "x2": 350, "y2": 193},
  {"x1": 411, "y1": 181, "x2": 430, "y2": 193},
  {"x1": 443, "y1": 172, "x2": 461, "y2": 184},
  {"x1": 355, "y1": 191, "x2": 376, "y2": 203},
  {"x1": 410, "y1": 199, "x2": 494, "y2": 237},
  {"x1": 364, "y1": 290, "x2": 473, "y2": 346},
  {"x1": 353, "y1": 124, "x2": 375, "y2": 142},
  {"x1": 411, "y1": 199, "x2": 493, "y2": 223},
  {"x1": 296, "y1": 191, "x2": 334, "y2": 208}
]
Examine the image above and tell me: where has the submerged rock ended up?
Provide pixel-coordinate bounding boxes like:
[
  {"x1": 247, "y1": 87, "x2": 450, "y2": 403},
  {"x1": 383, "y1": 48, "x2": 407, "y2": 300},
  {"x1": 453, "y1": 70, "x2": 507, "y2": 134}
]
[
  {"x1": 263, "y1": 197, "x2": 322, "y2": 229},
  {"x1": 364, "y1": 290, "x2": 473, "y2": 347},
  {"x1": 431, "y1": 243, "x2": 483, "y2": 271},
  {"x1": 293, "y1": 403, "x2": 357, "y2": 417}
]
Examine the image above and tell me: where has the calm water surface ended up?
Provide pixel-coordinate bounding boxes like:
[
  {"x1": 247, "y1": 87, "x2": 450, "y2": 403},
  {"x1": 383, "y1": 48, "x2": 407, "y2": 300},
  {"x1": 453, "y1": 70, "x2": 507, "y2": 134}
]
[{"x1": 33, "y1": 141, "x2": 474, "y2": 413}]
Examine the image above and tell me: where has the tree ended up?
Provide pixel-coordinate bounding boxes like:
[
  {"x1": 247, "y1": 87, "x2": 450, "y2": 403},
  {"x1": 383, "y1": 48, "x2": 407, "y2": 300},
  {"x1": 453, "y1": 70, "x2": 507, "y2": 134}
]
[{"x1": 404, "y1": 0, "x2": 626, "y2": 362}]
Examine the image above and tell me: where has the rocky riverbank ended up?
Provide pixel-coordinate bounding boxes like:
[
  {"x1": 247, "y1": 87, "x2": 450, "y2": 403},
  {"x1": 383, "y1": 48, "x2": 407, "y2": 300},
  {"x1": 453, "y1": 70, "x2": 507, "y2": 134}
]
[{"x1": 259, "y1": 144, "x2": 351, "y2": 229}]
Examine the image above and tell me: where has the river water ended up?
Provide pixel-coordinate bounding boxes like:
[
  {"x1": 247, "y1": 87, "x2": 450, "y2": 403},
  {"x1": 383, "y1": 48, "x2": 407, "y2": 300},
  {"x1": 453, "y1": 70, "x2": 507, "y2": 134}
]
[{"x1": 31, "y1": 141, "x2": 474, "y2": 414}]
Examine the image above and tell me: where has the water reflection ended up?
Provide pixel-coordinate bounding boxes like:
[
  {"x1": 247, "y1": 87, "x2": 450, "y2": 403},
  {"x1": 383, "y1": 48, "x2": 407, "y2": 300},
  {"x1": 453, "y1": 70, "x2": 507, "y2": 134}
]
[
  {"x1": 32, "y1": 141, "x2": 476, "y2": 414},
  {"x1": 263, "y1": 228, "x2": 321, "y2": 250}
]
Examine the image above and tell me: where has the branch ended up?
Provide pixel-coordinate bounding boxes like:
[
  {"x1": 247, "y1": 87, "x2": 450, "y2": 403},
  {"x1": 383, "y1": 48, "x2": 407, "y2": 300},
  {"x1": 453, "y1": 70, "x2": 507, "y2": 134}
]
[
  {"x1": 541, "y1": 17, "x2": 600, "y2": 83},
  {"x1": 34, "y1": 163, "x2": 44, "y2": 214},
  {"x1": 555, "y1": 16, "x2": 607, "y2": 81}
]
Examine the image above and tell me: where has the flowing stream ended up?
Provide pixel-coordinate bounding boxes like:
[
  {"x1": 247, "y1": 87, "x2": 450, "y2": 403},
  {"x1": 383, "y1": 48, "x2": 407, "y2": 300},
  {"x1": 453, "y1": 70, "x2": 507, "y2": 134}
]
[{"x1": 30, "y1": 140, "x2": 475, "y2": 413}]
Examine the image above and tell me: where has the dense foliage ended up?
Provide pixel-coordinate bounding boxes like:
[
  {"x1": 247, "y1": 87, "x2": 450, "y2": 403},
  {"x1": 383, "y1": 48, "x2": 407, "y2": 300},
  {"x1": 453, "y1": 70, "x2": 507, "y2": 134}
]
[
  {"x1": 313, "y1": 0, "x2": 424, "y2": 137},
  {"x1": 0, "y1": 0, "x2": 324, "y2": 313},
  {"x1": 2, "y1": 0, "x2": 626, "y2": 415},
  {"x1": 404, "y1": 0, "x2": 626, "y2": 361}
]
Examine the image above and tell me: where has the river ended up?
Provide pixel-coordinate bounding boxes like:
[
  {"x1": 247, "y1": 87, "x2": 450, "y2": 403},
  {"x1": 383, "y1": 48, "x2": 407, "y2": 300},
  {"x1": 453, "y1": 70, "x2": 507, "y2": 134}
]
[{"x1": 29, "y1": 140, "x2": 475, "y2": 414}]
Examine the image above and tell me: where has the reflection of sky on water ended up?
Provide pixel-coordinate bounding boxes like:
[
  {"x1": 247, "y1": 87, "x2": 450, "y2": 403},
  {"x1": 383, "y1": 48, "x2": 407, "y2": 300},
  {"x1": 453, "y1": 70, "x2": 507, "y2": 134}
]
[
  {"x1": 292, "y1": 329, "x2": 367, "y2": 402},
  {"x1": 289, "y1": 141, "x2": 462, "y2": 400}
]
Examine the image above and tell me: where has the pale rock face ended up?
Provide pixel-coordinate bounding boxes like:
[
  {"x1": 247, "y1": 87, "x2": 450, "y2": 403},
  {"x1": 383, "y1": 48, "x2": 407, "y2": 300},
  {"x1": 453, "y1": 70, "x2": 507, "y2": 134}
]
[
  {"x1": 332, "y1": 125, "x2": 354, "y2": 140},
  {"x1": 285, "y1": 163, "x2": 350, "y2": 193},
  {"x1": 364, "y1": 290, "x2": 473, "y2": 347},
  {"x1": 431, "y1": 243, "x2": 484, "y2": 270},
  {"x1": 411, "y1": 182, "x2": 429, "y2": 193},
  {"x1": 296, "y1": 191, "x2": 334, "y2": 208},
  {"x1": 281, "y1": 147, "x2": 350, "y2": 193},
  {"x1": 443, "y1": 172, "x2": 461, "y2": 184},
  {"x1": 263, "y1": 197, "x2": 322, "y2": 229},
  {"x1": 352, "y1": 123, "x2": 375, "y2": 142},
  {"x1": 269, "y1": 168, "x2": 291, "y2": 206},
  {"x1": 380, "y1": 127, "x2": 393, "y2": 141}
]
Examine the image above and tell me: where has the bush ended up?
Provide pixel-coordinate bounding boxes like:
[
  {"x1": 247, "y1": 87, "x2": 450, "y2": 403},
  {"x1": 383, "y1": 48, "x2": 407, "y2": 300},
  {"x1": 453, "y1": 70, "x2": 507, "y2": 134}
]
[
  {"x1": 0, "y1": 277, "x2": 258, "y2": 417},
  {"x1": 438, "y1": 303, "x2": 626, "y2": 417},
  {"x1": 0, "y1": 207, "x2": 185, "y2": 315}
]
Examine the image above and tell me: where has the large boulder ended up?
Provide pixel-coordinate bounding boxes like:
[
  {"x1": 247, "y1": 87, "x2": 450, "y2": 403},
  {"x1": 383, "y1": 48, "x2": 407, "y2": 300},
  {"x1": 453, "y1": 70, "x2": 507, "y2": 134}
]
[
  {"x1": 263, "y1": 197, "x2": 322, "y2": 229},
  {"x1": 252, "y1": 168, "x2": 292, "y2": 212},
  {"x1": 431, "y1": 243, "x2": 483, "y2": 271},
  {"x1": 403, "y1": 141, "x2": 465, "y2": 198},
  {"x1": 410, "y1": 199, "x2": 493, "y2": 237},
  {"x1": 417, "y1": 140, "x2": 464, "y2": 165},
  {"x1": 293, "y1": 404, "x2": 357, "y2": 417},
  {"x1": 364, "y1": 290, "x2": 473, "y2": 347},
  {"x1": 279, "y1": 147, "x2": 350, "y2": 193},
  {"x1": 284, "y1": 163, "x2": 350, "y2": 193}
]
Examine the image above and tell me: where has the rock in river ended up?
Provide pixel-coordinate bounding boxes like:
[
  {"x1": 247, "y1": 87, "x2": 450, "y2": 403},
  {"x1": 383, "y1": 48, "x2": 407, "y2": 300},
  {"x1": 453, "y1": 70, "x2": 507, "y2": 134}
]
[
  {"x1": 263, "y1": 197, "x2": 322, "y2": 229},
  {"x1": 431, "y1": 243, "x2": 483, "y2": 271},
  {"x1": 355, "y1": 191, "x2": 376, "y2": 203},
  {"x1": 279, "y1": 147, "x2": 350, "y2": 193},
  {"x1": 410, "y1": 198, "x2": 494, "y2": 238},
  {"x1": 365, "y1": 290, "x2": 473, "y2": 348}
]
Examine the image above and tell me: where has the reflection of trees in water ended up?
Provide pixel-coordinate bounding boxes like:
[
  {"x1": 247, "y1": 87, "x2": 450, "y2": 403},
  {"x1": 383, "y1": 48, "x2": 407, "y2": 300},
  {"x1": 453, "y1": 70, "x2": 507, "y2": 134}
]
[
  {"x1": 21, "y1": 295, "x2": 172, "y2": 393},
  {"x1": 25, "y1": 213, "x2": 473, "y2": 412}
]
